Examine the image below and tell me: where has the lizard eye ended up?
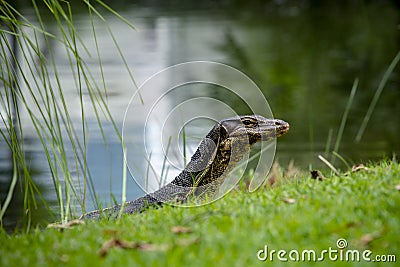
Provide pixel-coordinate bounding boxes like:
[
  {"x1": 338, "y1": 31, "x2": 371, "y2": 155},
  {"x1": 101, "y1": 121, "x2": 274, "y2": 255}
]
[{"x1": 242, "y1": 119, "x2": 257, "y2": 127}]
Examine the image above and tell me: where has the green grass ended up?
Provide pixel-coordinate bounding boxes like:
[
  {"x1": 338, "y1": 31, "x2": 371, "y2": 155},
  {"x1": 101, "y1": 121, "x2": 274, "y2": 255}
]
[{"x1": 1, "y1": 160, "x2": 399, "y2": 266}]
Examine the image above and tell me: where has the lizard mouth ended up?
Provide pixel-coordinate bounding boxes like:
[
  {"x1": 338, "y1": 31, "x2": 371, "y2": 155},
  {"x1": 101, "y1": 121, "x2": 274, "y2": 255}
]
[
  {"x1": 258, "y1": 119, "x2": 289, "y2": 141},
  {"x1": 275, "y1": 120, "x2": 290, "y2": 137}
]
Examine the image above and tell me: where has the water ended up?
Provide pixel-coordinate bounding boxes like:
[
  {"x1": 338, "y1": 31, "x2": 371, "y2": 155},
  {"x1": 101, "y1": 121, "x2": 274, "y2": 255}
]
[{"x1": 1, "y1": 1, "x2": 399, "y2": 230}]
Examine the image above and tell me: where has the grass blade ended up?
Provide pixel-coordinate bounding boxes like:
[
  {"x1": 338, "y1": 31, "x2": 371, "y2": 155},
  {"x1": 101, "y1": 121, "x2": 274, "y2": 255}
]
[
  {"x1": 333, "y1": 78, "x2": 358, "y2": 158},
  {"x1": 355, "y1": 50, "x2": 400, "y2": 142},
  {"x1": 318, "y1": 155, "x2": 340, "y2": 176},
  {"x1": 0, "y1": 157, "x2": 18, "y2": 222}
]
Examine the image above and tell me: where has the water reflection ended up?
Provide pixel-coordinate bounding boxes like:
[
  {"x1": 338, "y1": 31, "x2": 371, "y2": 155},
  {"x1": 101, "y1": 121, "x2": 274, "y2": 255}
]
[
  {"x1": 0, "y1": 137, "x2": 58, "y2": 231},
  {"x1": 1, "y1": 1, "x2": 399, "y2": 230}
]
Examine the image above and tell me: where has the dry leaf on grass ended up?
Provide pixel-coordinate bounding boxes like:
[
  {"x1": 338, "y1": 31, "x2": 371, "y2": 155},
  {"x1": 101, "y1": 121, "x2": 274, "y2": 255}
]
[
  {"x1": 99, "y1": 238, "x2": 168, "y2": 257},
  {"x1": 351, "y1": 164, "x2": 368, "y2": 172},
  {"x1": 47, "y1": 219, "x2": 85, "y2": 230},
  {"x1": 171, "y1": 226, "x2": 193, "y2": 234},
  {"x1": 282, "y1": 198, "x2": 296, "y2": 204},
  {"x1": 99, "y1": 236, "x2": 200, "y2": 257}
]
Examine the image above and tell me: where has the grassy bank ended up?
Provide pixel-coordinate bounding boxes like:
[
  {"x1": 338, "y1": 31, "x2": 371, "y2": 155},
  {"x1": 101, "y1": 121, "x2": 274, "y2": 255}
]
[{"x1": 1, "y1": 160, "x2": 399, "y2": 266}]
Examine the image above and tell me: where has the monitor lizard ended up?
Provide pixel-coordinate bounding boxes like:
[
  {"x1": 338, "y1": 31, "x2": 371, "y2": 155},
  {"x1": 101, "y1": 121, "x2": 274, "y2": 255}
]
[{"x1": 80, "y1": 115, "x2": 289, "y2": 220}]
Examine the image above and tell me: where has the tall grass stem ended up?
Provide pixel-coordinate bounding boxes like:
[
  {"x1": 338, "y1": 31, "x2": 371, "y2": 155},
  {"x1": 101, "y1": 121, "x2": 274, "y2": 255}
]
[
  {"x1": 333, "y1": 78, "x2": 358, "y2": 160},
  {"x1": 355, "y1": 50, "x2": 400, "y2": 142}
]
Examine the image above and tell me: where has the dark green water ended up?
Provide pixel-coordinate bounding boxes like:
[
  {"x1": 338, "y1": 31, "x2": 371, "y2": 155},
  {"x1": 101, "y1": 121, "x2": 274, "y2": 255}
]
[
  {"x1": 1, "y1": 1, "x2": 399, "y2": 230},
  {"x1": 213, "y1": 2, "x2": 400, "y2": 168}
]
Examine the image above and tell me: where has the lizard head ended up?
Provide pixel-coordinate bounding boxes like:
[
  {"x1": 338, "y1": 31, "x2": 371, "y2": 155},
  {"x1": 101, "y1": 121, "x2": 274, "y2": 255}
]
[
  {"x1": 183, "y1": 114, "x2": 289, "y2": 184},
  {"x1": 187, "y1": 114, "x2": 289, "y2": 190},
  {"x1": 173, "y1": 114, "x2": 289, "y2": 192},
  {"x1": 219, "y1": 115, "x2": 289, "y2": 145}
]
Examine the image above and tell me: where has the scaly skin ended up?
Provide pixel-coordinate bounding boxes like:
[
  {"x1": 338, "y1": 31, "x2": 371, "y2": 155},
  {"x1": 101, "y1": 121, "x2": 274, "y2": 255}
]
[{"x1": 80, "y1": 115, "x2": 289, "y2": 220}]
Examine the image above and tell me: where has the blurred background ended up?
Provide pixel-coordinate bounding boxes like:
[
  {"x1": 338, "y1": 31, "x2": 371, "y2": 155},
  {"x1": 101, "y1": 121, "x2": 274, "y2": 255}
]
[{"x1": 1, "y1": 0, "x2": 399, "y2": 230}]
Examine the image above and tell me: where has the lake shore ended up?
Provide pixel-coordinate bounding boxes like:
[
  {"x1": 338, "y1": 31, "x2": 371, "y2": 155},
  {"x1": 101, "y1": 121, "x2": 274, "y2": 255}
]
[{"x1": 1, "y1": 159, "x2": 399, "y2": 266}]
